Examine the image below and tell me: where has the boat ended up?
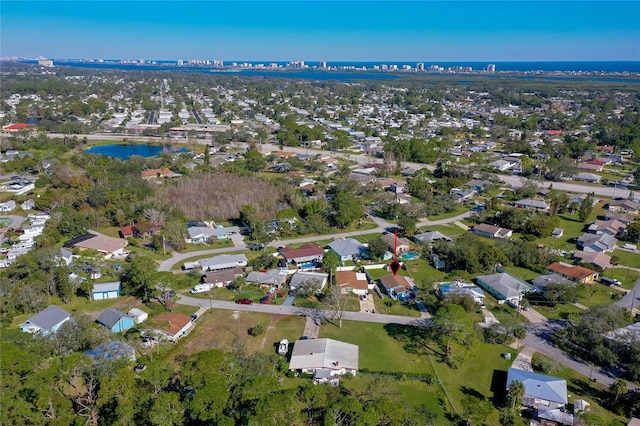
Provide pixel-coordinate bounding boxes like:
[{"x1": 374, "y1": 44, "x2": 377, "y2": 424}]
[{"x1": 278, "y1": 339, "x2": 289, "y2": 355}]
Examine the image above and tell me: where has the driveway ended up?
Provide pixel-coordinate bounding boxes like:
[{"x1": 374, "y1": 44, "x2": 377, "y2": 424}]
[{"x1": 0, "y1": 214, "x2": 26, "y2": 241}]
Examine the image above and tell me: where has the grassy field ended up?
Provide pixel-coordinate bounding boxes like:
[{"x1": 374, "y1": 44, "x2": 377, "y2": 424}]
[
  {"x1": 501, "y1": 266, "x2": 541, "y2": 281},
  {"x1": 604, "y1": 268, "x2": 640, "y2": 289},
  {"x1": 611, "y1": 248, "x2": 640, "y2": 268},
  {"x1": 166, "y1": 309, "x2": 307, "y2": 361},
  {"x1": 417, "y1": 223, "x2": 467, "y2": 237}
]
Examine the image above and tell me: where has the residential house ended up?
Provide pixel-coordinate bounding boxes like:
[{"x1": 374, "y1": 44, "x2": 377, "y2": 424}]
[
  {"x1": 438, "y1": 282, "x2": 486, "y2": 305},
  {"x1": 531, "y1": 274, "x2": 576, "y2": 290},
  {"x1": 379, "y1": 274, "x2": 416, "y2": 300},
  {"x1": 245, "y1": 270, "x2": 288, "y2": 288},
  {"x1": 335, "y1": 271, "x2": 371, "y2": 295},
  {"x1": 21, "y1": 199, "x2": 35, "y2": 210},
  {"x1": 56, "y1": 248, "x2": 74, "y2": 266},
  {"x1": 507, "y1": 368, "x2": 568, "y2": 409},
  {"x1": 67, "y1": 235, "x2": 129, "y2": 259},
  {"x1": 573, "y1": 172, "x2": 601, "y2": 183},
  {"x1": 476, "y1": 273, "x2": 535, "y2": 306},
  {"x1": 470, "y1": 224, "x2": 513, "y2": 239},
  {"x1": 577, "y1": 232, "x2": 618, "y2": 253},
  {"x1": 128, "y1": 308, "x2": 148, "y2": 324},
  {"x1": 280, "y1": 243, "x2": 325, "y2": 266},
  {"x1": 413, "y1": 231, "x2": 452, "y2": 245},
  {"x1": 0, "y1": 200, "x2": 16, "y2": 212},
  {"x1": 488, "y1": 158, "x2": 518, "y2": 172},
  {"x1": 572, "y1": 251, "x2": 611, "y2": 270},
  {"x1": 604, "y1": 322, "x2": 640, "y2": 345},
  {"x1": 202, "y1": 267, "x2": 243, "y2": 288},
  {"x1": 199, "y1": 254, "x2": 248, "y2": 272},
  {"x1": 289, "y1": 338, "x2": 359, "y2": 378},
  {"x1": 577, "y1": 162, "x2": 604, "y2": 172},
  {"x1": 186, "y1": 226, "x2": 240, "y2": 243},
  {"x1": 608, "y1": 199, "x2": 640, "y2": 216},
  {"x1": 289, "y1": 271, "x2": 328, "y2": 292},
  {"x1": 91, "y1": 281, "x2": 122, "y2": 300},
  {"x1": 328, "y1": 238, "x2": 366, "y2": 262},
  {"x1": 19, "y1": 305, "x2": 71, "y2": 335},
  {"x1": 547, "y1": 262, "x2": 599, "y2": 283},
  {"x1": 514, "y1": 198, "x2": 549, "y2": 212},
  {"x1": 96, "y1": 308, "x2": 135, "y2": 333},
  {"x1": 150, "y1": 312, "x2": 194, "y2": 342},
  {"x1": 141, "y1": 168, "x2": 181, "y2": 180},
  {"x1": 381, "y1": 233, "x2": 411, "y2": 255},
  {"x1": 587, "y1": 219, "x2": 626, "y2": 236},
  {"x1": 431, "y1": 254, "x2": 446, "y2": 269},
  {"x1": 450, "y1": 187, "x2": 476, "y2": 202},
  {"x1": 119, "y1": 225, "x2": 137, "y2": 239}
]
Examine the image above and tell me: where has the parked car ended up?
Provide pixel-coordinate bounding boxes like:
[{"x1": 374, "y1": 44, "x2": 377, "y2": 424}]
[{"x1": 235, "y1": 298, "x2": 254, "y2": 305}]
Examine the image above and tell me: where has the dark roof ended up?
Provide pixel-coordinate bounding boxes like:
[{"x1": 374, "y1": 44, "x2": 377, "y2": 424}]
[
  {"x1": 63, "y1": 234, "x2": 96, "y2": 248},
  {"x1": 96, "y1": 308, "x2": 129, "y2": 329}
]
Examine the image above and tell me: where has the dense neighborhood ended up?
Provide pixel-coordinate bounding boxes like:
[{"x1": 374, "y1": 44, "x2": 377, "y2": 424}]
[{"x1": 1, "y1": 62, "x2": 640, "y2": 425}]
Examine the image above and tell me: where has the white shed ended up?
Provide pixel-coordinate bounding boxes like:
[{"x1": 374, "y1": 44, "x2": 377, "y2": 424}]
[{"x1": 128, "y1": 308, "x2": 148, "y2": 324}]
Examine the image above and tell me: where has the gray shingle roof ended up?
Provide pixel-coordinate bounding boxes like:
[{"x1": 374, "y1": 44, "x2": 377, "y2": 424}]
[
  {"x1": 93, "y1": 281, "x2": 121, "y2": 293},
  {"x1": 24, "y1": 305, "x2": 70, "y2": 332},
  {"x1": 199, "y1": 254, "x2": 248, "y2": 270},
  {"x1": 96, "y1": 308, "x2": 129, "y2": 329},
  {"x1": 476, "y1": 273, "x2": 534, "y2": 300},
  {"x1": 328, "y1": 239, "x2": 364, "y2": 257}
]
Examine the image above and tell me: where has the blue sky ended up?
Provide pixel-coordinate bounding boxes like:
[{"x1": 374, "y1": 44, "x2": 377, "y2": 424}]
[{"x1": 2, "y1": 1, "x2": 639, "y2": 61}]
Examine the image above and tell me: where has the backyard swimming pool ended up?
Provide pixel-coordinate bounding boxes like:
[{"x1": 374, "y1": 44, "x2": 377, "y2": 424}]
[{"x1": 401, "y1": 251, "x2": 420, "y2": 260}]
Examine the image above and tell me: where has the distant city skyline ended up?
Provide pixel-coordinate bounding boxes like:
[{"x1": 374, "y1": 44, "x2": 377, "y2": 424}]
[{"x1": 2, "y1": 1, "x2": 639, "y2": 62}]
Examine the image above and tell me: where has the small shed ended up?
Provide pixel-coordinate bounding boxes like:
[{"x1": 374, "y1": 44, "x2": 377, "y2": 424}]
[
  {"x1": 96, "y1": 308, "x2": 135, "y2": 333},
  {"x1": 91, "y1": 281, "x2": 121, "y2": 300},
  {"x1": 551, "y1": 228, "x2": 564, "y2": 238},
  {"x1": 128, "y1": 308, "x2": 148, "y2": 324}
]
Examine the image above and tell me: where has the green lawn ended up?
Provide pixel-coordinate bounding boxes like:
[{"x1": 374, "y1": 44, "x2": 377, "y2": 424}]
[
  {"x1": 425, "y1": 206, "x2": 469, "y2": 221},
  {"x1": 319, "y1": 320, "x2": 434, "y2": 373},
  {"x1": 372, "y1": 298, "x2": 422, "y2": 317},
  {"x1": 501, "y1": 266, "x2": 540, "y2": 281},
  {"x1": 417, "y1": 223, "x2": 467, "y2": 237},
  {"x1": 611, "y1": 248, "x2": 640, "y2": 268},
  {"x1": 183, "y1": 239, "x2": 234, "y2": 252}
]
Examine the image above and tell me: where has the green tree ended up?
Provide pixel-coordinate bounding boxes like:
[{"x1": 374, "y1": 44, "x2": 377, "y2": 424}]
[
  {"x1": 332, "y1": 191, "x2": 364, "y2": 228},
  {"x1": 507, "y1": 379, "x2": 525, "y2": 410},
  {"x1": 431, "y1": 304, "x2": 477, "y2": 364},
  {"x1": 578, "y1": 192, "x2": 595, "y2": 222},
  {"x1": 122, "y1": 256, "x2": 158, "y2": 302},
  {"x1": 367, "y1": 237, "x2": 389, "y2": 260},
  {"x1": 610, "y1": 378, "x2": 627, "y2": 403},
  {"x1": 149, "y1": 392, "x2": 185, "y2": 426},
  {"x1": 244, "y1": 149, "x2": 267, "y2": 172}
]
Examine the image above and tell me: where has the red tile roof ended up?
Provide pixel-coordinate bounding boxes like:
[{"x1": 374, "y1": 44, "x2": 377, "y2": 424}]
[{"x1": 3, "y1": 122, "x2": 32, "y2": 131}]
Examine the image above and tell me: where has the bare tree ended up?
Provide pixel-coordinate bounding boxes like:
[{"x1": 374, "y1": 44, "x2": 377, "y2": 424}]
[
  {"x1": 328, "y1": 284, "x2": 347, "y2": 328},
  {"x1": 144, "y1": 208, "x2": 166, "y2": 235}
]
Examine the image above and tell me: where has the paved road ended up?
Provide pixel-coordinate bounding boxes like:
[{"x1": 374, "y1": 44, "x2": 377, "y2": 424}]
[
  {"x1": 498, "y1": 175, "x2": 631, "y2": 199},
  {"x1": 158, "y1": 210, "x2": 473, "y2": 272},
  {"x1": 524, "y1": 321, "x2": 637, "y2": 389},
  {"x1": 177, "y1": 293, "x2": 427, "y2": 326}
]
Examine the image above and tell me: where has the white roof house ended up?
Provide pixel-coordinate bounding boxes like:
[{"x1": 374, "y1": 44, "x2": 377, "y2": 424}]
[
  {"x1": 128, "y1": 308, "x2": 148, "y2": 324},
  {"x1": 199, "y1": 254, "x2": 248, "y2": 271},
  {"x1": 476, "y1": 273, "x2": 535, "y2": 305},
  {"x1": 289, "y1": 338, "x2": 359, "y2": 377}
]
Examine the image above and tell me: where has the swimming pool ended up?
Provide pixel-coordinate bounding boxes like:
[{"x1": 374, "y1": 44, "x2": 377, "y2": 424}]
[{"x1": 401, "y1": 251, "x2": 420, "y2": 260}]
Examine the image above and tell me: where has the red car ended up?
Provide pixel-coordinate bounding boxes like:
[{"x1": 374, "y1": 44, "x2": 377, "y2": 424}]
[{"x1": 235, "y1": 298, "x2": 254, "y2": 305}]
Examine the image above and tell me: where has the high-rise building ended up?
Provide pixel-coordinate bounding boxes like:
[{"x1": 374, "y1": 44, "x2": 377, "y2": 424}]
[
  {"x1": 487, "y1": 64, "x2": 496, "y2": 73},
  {"x1": 177, "y1": 59, "x2": 184, "y2": 66},
  {"x1": 320, "y1": 61, "x2": 327, "y2": 69},
  {"x1": 417, "y1": 62, "x2": 424, "y2": 71}
]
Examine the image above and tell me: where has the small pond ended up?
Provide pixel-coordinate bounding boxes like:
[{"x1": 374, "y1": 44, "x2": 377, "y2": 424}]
[{"x1": 84, "y1": 144, "x2": 188, "y2": 159}]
